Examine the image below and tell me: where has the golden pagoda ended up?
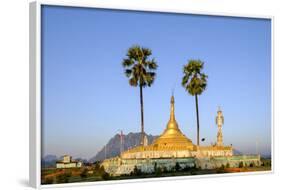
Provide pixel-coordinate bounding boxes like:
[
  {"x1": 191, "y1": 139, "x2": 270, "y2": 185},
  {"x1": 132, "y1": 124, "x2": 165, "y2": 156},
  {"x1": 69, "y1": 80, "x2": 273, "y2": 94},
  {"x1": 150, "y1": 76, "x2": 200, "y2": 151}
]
[
  {"x1": 119, "y1": 95, "x2": 195, "y2": 159},
  {"x1": 152, "y1": 95, "x2": 194, "y2": 150}
]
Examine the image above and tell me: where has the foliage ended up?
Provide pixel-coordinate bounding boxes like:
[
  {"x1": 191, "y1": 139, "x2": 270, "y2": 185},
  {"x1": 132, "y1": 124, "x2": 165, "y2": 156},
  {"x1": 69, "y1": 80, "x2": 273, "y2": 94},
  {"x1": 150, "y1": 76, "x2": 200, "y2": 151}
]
[
  {"x1": 154, "y1": 162, "x2": 157, "y2": 173},
  {"x1": 101, "y1": 172, "x2": 110, "y2": 180},
  {"x1": 181, "y1": 60, "x2": 207, "y2": 96},
  {"x1": 95, "y1": 165, "x2": 110, "y2": 180},
  {"x1": 80, "y1": 168, "x2": 88, "y2": 179},
  {"x1": 261, "y1": 159, "x2": 271, "y2": 167},
  {"x1": 239, "y1": 162, "x2": 244, "y2": 168},
  {"x1": 122, "y1": 45, "x2": 158, "y2": 88},
  {"x1": 226, "y1": 163, "x2": 230, "y2": 168},
  {"x1": 43, "y1": 177, "x2": 54, "y2": 184},
  {"x1": 132, "y1": 165, "x2": 142, "y2": 176},
  {"x1": 182, "y1": 165, "x2": 193, "y2": 171},
  {"x1": 155, "y1": 167, "x2": 162, "y2": 176},
  {"x1": 163, "y1": 166, "x2": 168, "y2": 173},
  {"x1": 56, "y1": 171, "x2": 72, "y2": 183},
  {"x1": 175, "y1": 162, "x2": 181, "y2": 172}
]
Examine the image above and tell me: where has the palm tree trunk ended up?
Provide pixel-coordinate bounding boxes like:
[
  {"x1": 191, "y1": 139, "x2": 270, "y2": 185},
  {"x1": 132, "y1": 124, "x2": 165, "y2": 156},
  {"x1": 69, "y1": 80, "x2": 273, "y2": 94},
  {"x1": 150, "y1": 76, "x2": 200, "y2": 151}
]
[
  {"x1": 140, "y1": 85, "x2": 144, "y2": 145},
  {"x1": 195, "y1": 94, "x2": 200, "y2": 146}
]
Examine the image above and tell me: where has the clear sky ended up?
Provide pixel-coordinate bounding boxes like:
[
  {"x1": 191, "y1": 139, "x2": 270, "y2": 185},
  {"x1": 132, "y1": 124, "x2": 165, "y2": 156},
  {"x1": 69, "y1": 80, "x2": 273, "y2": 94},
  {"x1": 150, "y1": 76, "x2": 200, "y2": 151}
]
[{"x1": 41, "y1": 5, "x2": 271, "y2": 159}]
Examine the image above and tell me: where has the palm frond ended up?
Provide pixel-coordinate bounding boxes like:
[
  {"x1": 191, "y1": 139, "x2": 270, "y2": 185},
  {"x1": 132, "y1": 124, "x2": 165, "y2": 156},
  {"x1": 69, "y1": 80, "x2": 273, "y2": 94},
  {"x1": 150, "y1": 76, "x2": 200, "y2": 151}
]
[
  {"x1": 125, "y1": 69, "x2": 132, "y2": 78},
  {"x1": 129, "y1": 77, "x2": 138, "y2": 87},
  {"x1": 145, "y1": 72, "x2": 156, "y2": 87},
  {"x1": 182, "y1": 59, "x2": 208, "y2": 96},
  {"x1": 181, "y1": 75, "x2": 189, "y2": 87},
  {"x1": 122, "y1": 58, "x2": 134, "y2": 67},
  {"x1": 146, "y1": 59, "x2": 158, "y2": 70},
  {"x1": 122, "y1": 45, "x2": 158, "y2": 88}
]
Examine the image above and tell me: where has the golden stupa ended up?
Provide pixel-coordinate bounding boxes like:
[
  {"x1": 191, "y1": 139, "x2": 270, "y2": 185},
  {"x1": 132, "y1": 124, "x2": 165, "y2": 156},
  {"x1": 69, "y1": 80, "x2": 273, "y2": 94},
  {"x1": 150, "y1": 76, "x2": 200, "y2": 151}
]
[
  {"x1": 120, "y1": 95, "x2": 195, "y2": 159},
  {"x1": 152, "y1": 95, "x2": 194, "y2": 150}
]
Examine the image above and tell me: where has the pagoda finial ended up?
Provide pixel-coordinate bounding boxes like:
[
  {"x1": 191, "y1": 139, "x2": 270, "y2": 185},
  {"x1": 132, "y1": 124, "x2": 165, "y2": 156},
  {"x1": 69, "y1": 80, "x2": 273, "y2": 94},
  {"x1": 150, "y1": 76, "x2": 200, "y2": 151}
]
[
  {"x1": 170, "y1": 94, "x2": 175, "y2": 120},
  {"x1": 166, "y1": 94, "x2": 179, "y2": 130},
  {"x1": 218, "y1": 106, "x2": 223, "y2": 113}
]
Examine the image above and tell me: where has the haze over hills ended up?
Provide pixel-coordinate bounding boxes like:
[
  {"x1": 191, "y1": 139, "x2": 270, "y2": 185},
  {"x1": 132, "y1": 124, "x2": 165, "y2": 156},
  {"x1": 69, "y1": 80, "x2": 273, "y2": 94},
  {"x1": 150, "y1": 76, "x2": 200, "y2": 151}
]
[
  {"x1": 42, "y1": 132, "x2": 158, "y2": 167},
  {"x1": 89, "y1": 132, "x2": 158, "y2": 162},
  {"x1": 41, "y1": 155, "x2": 58, "y2": 168}
]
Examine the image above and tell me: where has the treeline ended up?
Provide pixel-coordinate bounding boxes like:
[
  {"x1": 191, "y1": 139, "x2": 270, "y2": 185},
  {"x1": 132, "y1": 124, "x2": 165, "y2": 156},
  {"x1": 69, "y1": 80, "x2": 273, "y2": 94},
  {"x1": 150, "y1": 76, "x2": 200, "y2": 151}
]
[{"x1": 42, "y1": 162, "x2": 110, "y2": 184}]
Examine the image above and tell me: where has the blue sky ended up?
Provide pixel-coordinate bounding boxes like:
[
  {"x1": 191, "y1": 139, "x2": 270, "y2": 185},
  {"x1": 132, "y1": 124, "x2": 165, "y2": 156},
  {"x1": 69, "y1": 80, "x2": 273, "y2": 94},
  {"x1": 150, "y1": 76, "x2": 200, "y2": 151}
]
[{"x1": 41, "y1": 5, "x2": 271, "y2": 159}]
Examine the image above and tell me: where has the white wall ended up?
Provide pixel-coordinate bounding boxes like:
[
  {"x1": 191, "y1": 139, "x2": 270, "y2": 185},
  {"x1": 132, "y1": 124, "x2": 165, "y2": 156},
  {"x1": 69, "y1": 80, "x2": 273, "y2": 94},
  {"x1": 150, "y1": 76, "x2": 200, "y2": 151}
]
[{"x1": 0, "y1": 0, "x2": 280, "y2": 190}]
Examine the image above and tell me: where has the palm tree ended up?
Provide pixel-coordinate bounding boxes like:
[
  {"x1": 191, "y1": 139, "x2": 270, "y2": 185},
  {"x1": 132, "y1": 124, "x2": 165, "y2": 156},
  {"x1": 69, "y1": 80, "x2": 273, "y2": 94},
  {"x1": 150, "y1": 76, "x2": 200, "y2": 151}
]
[
  {"x1": 181, "y1": 60, "x2": 207, "y2": 146},
  {"x1": 122, "y1": 45, "x2": 158, "y2": 145}
]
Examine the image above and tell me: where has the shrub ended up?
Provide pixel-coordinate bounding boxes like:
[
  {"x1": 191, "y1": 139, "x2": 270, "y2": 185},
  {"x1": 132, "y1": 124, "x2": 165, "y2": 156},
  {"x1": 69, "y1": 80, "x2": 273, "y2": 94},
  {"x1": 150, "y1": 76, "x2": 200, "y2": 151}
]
[
  {"x1": 133, "y1": 166, "x2": 142, "y2": 176},
  {"x1": 101, "y1": 172, "x2": 110, "y2": 180},
  {"x1": 56, "y1": 173, "x2": 71, "y2": 183},
  {"x1": 155, "y1": 167, "x2": 162, "y2": 176},
  {"x1": 175, "y1": 162, "x2": 181, "y2": 172},
  {"x1": 239, "y1": 162, "x2": 244, "y2": 168},
  {"x1": 154, "y1": 163, "x2": 157, "y2": 173},
  {"x1": 183, "y1": 165, "x2": 191, "y2": 171},
  {"x1": 80, "y1": 168, "x2": 88, "y2": 179},
  {"x1": 226, "y1": 163, "x2": 230, "y2": 168},
  {"x1": 44, "y1": 177, "x2": 54, "y2": 184},
  {"x1": 163, "y1": 166, "x2": 168, "y2": 173}
]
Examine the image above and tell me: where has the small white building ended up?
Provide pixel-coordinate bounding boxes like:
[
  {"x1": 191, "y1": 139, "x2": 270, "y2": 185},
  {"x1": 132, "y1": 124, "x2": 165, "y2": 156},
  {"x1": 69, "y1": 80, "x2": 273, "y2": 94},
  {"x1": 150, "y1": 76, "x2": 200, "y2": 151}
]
[{"x1": 56, "y1": 155, "x2": 82, "y2": 169}]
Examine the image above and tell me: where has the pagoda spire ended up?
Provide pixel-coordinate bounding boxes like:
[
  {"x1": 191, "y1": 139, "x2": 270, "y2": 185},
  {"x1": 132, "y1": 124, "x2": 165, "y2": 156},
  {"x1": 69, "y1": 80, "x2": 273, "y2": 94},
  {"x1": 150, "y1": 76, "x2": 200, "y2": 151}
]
[
  {"x1": 170, "y1": 95, "x2": 175, "y2": 121},
  {"x1": 166, "y1": 94, "x2": 180, "y2": 131},
  {"x1": 153, "y1": 94, "x2": 193, "y2": 147}
]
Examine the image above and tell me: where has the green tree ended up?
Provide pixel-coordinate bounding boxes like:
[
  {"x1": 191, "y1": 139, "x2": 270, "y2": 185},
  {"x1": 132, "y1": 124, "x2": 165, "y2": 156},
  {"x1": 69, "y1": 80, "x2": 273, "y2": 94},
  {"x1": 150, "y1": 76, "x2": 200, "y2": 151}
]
[
  {"x1": 175, "y1": 162, "x2": 181, "y2": 172},
  {"x1": 101, "y1": 172, "x2": 110, "y2": 180},
  {"x1": 43, "y1": 177, "x2": 54, "y2": 184},
  {"x1": 155, "y1": 167, "x2": 162, "y2": 176},
  {"x1": 133, "y1": 165, "x2": 142, "y2": 176},
  {"x1": 122, "y1": 45, "x2": 158, "y2": 145},
  {"x1": 80, "y1": 168, "x2": 88, "y2": 179},
  {"x1": 182, "y1": 60, "x2": 207, "y2": 146},
  {"x1": 154, "y1": 162, "x2": 158, "y2": 173},
  {"x1": 239, "y1": 162, "x2": 244, "y2": 168},
  {"x1": 56, "y1": 172, "x2": 71, "y2": 183},
  {"x1": 163, "y1": 166, "x2": 168, "y2": 173},
  {"x1": 226, "y1": 162, "x2": 230, "y2": 168}
]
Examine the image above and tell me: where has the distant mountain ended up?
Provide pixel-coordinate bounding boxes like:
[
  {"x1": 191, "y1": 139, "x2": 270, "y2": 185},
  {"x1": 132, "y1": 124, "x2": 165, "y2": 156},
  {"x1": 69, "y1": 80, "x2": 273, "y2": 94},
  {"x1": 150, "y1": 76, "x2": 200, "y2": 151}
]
[
  {"x1": 42, "y1": 154, "x2": 58, "y2": 168},
  {"x1": 233, "y1": 149, "x2": 243, "y2": 155},
  {"x1": 75, "y1": 158, "x2": 89, "y2": 164},
  {"x1": 90, "y1": 132, "x2": 158, "y2": 162},
  {"x1": 260, "y1": 154, "x2": 271, "y2": 159},
  {"x1": 43, "y1": 154, "x2": 57, "y2": 162}
]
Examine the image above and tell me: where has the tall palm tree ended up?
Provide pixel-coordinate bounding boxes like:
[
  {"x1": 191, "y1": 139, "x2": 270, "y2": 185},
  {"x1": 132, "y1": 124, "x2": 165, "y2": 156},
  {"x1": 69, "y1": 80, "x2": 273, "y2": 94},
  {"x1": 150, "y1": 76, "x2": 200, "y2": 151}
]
[
  {"x1": 122, "y1": 45, "x2": 158, "y2": 146},
  {"x1": 181, "y1": 60, "x2": 207, "y2": 146}
]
